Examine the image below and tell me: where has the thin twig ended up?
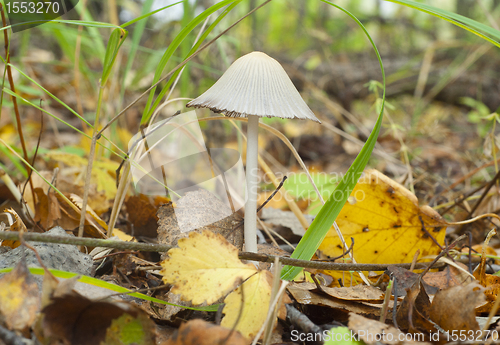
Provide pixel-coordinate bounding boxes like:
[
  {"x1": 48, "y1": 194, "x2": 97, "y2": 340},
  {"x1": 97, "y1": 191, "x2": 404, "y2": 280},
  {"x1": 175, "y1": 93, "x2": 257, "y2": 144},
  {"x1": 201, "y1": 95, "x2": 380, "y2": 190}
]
[
  {"x1": 257, "y1": 176, "x2": 287, "y2": 213},
  {"x1": 0, "y1": 231, "x2": 446, "y2": 272},
  {"x1": 467, "y1": 168, "x2": 500, "y2": 217}
]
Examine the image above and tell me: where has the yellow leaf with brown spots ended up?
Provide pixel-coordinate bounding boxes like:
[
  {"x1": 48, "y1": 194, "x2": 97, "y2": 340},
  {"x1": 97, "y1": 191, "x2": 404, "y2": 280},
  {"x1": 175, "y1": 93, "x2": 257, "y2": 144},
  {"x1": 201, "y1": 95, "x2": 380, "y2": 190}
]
[
  {"x1": 160, "y1": 231, "x2": 257, "y2": 305},
  {"x1": 221, "y1": 270, "x2": 272, "y2": 339},
  {"x1": 319, "y1": 169, "x2": 446, "y2": 266}
]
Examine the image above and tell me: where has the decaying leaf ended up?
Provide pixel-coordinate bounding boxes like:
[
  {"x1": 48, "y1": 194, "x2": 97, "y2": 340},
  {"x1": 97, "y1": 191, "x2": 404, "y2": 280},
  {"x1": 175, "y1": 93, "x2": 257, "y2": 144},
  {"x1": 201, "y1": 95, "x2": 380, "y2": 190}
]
[
  {"x1": 429, "y1": 283, "x2": 485, "y2": 332},
  {"x1": 221, "y1": 270, "x2": 273, "y2": 339},
  {"x1": 69, "y1": 194, "x2": 108, "y2": 237},
  {"x1": 125, "y1": 194, "x2": 160, "y2": 238},
  {"x1": 292, "y1": 282, "x2": 384, "y2": 303},
  {"x1": 0, "y1": 259, "x2": 40, "y2": 332},
  {"x1": 33, "y1": 188, "x2": 61, "y2": 229},
  {"x1": 162, "y1": 319, "x2": 247, "y2": 345},
  {"x1": 319, "y1": 170, "x2": 446, "y2": 266},
  {"x1": 349, "y1": 313, "x2": 428, "y2": 345},
  {"x1": 473, "y1": 230, "x2": 500, "y2": 313},
  {"x1": 287, "y1": 283, "x2": 390, "y2": 321},
  {"x1": 157, "y1": 189, "x2": 244, "y2": 251},
  {"x1": 160, "y1": 230, "x2": 256, "y2": 305},
  {"x1": 103, "y1": 313, "x2": 156, "y2": 345},
  {"x1": 1, "y1": 208, "x2": 27, "y2": 248},
  {"x1": 386, "y1": 267, "x2": 439, "y2": 297},
  {"x1": 422, "y1": 262, "x2": 474, "y2": 289},
  {"x1": 396, "y1": 279, "x2": 434, "y2": 333},
  {"x1": 39, "y1": 291, "x2": 155, "y2": 345}
]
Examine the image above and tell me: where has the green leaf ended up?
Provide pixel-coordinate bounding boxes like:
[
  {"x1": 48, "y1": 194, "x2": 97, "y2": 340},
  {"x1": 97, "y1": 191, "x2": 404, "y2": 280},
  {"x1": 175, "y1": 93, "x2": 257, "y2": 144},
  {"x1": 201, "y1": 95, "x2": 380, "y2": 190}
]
[{"x1": 281, "y1": 0, "x2": 385, "y2": 281}]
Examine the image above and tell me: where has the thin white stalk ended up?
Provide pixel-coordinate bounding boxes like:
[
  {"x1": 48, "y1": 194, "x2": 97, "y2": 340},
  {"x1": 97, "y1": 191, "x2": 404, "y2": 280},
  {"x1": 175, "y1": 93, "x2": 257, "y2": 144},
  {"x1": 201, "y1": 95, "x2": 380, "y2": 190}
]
[{"x1": 244, "y1": 115, "x2": 259, "y2": 253}]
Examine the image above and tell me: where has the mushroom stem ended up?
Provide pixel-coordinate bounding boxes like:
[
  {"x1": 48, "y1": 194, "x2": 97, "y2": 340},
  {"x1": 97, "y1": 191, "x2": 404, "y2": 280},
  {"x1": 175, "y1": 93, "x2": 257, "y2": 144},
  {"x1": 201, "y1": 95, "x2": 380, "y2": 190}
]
[{"x1": 244, "y1": 114, "x2": 259, "y2": 253}]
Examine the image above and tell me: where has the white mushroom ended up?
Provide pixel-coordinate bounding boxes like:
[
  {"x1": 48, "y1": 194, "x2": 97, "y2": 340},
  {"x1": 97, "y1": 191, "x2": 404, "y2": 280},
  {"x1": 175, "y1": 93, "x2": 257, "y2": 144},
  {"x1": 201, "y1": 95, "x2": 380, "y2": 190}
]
[{"x1": 187, "y1": 51, "x2": 320, "y2": 254}]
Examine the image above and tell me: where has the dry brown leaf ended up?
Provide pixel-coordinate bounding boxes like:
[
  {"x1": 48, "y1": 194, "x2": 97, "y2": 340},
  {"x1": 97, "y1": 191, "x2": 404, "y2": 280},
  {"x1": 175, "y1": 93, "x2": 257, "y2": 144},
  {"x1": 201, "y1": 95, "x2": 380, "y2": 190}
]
[
  {"x1": 349, "y1": 313, "x2": 429, "y2": 345},
  {"x1": 39, "y1": 291, "x2": 155, "y2": 345},
  {"x1": 473, "y1": 235, "x2": 500, "y2": 313},
  {"x1": 396, "y1": 279, "x2": 434, "y2": 333},
  {"x1": 287, "y1": 283, "x2": 390, "y2": 321},
  {"x1": 125, "y1": 194, "x2": 159, "y2": 238},
  {"x1": 292, "y1": 281, "x2": 385, "y2": 303},
  {"x1": 33, "y1": 187, "x2": 61, "y2": 230},
  {"x1": 386, "y1": 267, "x2": 439, "y2": 297},
  {"x1": 429, "y1": 283, "x2": 485, "y2": 332},
  {"x1": 422, "y1": 263, "x2": 474, "y2": 289},
  {"x1": 161, "y1": 319, "x2": 247, "y2": 345},
  {"x1": 1, "y1": 208, "x2": 27, "y2": 248},
  {"x1": 54, "y1": 193, "x2": 106, "y2": 238}
]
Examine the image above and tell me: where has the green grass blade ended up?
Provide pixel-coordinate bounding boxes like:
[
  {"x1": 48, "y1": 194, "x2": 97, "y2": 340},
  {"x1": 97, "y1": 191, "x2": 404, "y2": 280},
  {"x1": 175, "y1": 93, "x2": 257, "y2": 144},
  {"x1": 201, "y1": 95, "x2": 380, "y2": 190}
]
[
  {"x1": 73, "y1": 3, "x2": 107, "y2": 58},
  {"x1": 0, "y1": 145, "x2": 26, "y2": 176},
  {"x1": 101, "y1": 28, "x2": 128, "y2": 86},
  {"x1": 121, "y1": 1, "x2": 183, "y2": 28},
  {"x1": 142, "y1": 1, "x2": 241, "y2": 124},
  {"x1": 1, "y1": 87, "x2": 126, "y2": 160},
  {"x1": 141, "y1": 0, "x2": 242, "y2": 123},
  {"x1": 281, "y1": 1, "x2": 386, "y2": 281},
  {"x1": 0, "y1": 267, "x2": 218, "y2": 312},
  {"x1": 120, "y1": 0, "x2": 154, "y2": 95},
  {"x1": 385, "y1": 0, "x2": 500, "y2": 48},
  {"x1": 0, "y1": 19, "x2": 121, "y2": 32}
]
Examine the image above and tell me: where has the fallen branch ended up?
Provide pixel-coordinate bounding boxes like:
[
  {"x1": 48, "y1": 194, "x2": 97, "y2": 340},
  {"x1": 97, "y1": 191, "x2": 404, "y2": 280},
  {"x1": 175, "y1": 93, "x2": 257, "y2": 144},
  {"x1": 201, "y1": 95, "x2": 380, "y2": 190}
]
[{"x1": 0, "y1": 231, "x2": 445, "y2": 271}]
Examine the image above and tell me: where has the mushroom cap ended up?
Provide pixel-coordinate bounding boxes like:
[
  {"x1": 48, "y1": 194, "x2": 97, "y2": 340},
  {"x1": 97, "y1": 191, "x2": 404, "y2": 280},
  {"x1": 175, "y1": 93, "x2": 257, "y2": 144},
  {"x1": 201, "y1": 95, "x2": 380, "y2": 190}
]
[{"x1": 186, "y1": 51, "x2": 320, "y2": 123}]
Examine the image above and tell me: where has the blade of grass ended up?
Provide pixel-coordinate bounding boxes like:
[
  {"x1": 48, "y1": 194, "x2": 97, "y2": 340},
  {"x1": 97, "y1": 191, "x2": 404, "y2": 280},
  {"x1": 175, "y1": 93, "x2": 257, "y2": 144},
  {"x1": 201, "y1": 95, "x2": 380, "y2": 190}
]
[
  {"x1": 0, "y1": 19, "x2": 122, "y2": 32},
  {"x1": 0, "y1": 267, "x2": 219, "y2": 311},
  {"x1": 280, "y1": 0, "x2": 386, "y2": 281},
  {"x1": 142, "y1": 0, "x2": 243, "y2": 123},
  {"x1": 100, "y1": 0, "x2": 270, "y2": 134},
  {"x1": 121, "y1": 1, "x2": 183, "y2": 28},
  {"x1": 385, "y1": 0, "x2": 500, "y2": 48},
  {"x1": 78, "y1": 27, "x2": 128, "y2": 240},
  {"x1": 1, "y1": 87, "x2": 126, "y2": 159},
  {"x1": 146, "y1": 3, "x2": 239, "y2": 125},
  {"x1": 120, "y1": 0, "x2": 154, "y2": 97}
]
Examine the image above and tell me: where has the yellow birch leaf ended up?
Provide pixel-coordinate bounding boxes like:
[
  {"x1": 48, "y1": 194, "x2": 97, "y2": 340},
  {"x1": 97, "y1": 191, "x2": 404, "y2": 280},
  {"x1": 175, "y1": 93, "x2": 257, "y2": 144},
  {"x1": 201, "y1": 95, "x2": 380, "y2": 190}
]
[
  {"x1": 160, "y1": 230, "x2": 257, "y2": 305},
  {"x1": 221, "y1": 270, "x2": 272, "y2": 340},
  {"x1": 319, "y1": 169, "x2": 446, "y2": 266}
]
